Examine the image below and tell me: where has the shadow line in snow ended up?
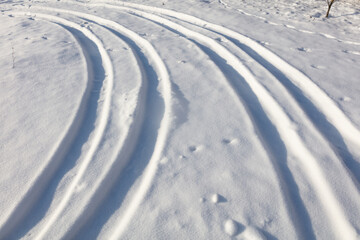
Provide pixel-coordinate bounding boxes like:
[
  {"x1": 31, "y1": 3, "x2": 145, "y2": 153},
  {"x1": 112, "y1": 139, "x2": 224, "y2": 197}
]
[
  {"x1": 4, "y1": 25, "x2": 106, "y2": 240},
  {"x1": 64, "y1": 27, "x2": 165, "y2": 239},
  {"x1": 235, "y1": 40, "x2": 360, "y2": 189}
]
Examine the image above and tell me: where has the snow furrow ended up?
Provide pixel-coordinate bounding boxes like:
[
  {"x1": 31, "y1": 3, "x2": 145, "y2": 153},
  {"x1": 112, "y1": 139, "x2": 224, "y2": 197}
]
[{"x1": 86, "y1": 3, "x2": 357, "y2": 239}]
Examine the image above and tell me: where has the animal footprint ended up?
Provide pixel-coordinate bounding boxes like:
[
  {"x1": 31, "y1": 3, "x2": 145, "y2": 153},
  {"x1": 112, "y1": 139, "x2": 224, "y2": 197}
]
[
  {"x1": 188, "y1": 146, "x2": 197, "y2": 152},
  {"x1": 311, "y1": 64, "x2": 326, "y2": 69},
  {"x1": 222, "y1": 139, "x2": 231, "y2": 144},
  {"x1": 211, "y1": 193, "x2": 227, "y2": 203},
  {"x1": 340, "y1": 96, "x2": 351, "y2": 102},
  {"x1": 188, "y1": 145, "x2": 204, "y2": 152},
  {"x1": 222, "y1": 138, "x2": 239, "y2": 145},
  {"x1": 296, "y1": 47, "x2": 312, "y2": 52}
]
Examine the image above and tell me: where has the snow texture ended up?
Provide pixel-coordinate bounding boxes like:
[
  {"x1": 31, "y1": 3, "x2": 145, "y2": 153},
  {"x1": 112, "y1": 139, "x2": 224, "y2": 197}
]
[{"x1": 0, "y1": 0, "x2": 360, "y2": 239}]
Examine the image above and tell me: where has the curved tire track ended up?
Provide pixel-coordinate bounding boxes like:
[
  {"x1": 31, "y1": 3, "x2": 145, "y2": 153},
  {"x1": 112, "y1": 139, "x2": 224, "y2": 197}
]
[
  {"x1": 2, "y1": 2, "x2": 360, "y2": 239},
  {"x1": 144, "y1": 3, "x2": 360, "y2": 193},
  {"x1": 102, "y1": 7, "x2": 312, "y2": 240},
  {"x1": 75, "y1": 3, "x2": 360, "y2": 239},
  {"x1": 1, "y1": 11, "x2": 114, "y2": 240},
  {"x1": 117, "y1": 2, "x2": 360, "y2": 150},
  {"x1": 25, "y1": 6, "x2": 174, "y2": 239},
  {"x1": 157, "y1": 9, "x2": 360, "y2": 193},
  {"x1": 0, "y1": 12, "x2": 93, "y2": 239},
  {"x1": 27, "y1": 13, "x2": 114, "y2": 240},
  {"x1": 58, "y1": 23, "x2": 149, "y2": 239}
]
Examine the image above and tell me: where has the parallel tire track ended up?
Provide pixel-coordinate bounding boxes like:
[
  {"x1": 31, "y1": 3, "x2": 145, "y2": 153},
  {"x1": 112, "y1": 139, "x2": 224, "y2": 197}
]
[
  {"x1": 89, "y1": 3, "x2": 358, "y2": 239},
  {"x1": 0, "y1": 12, "x2": 93, "y2": 239},
  {"x1": 153, "y1": 2, "x2": 360, "y2": 192},
  {"x1": 114, "y1": 1, "x2": 360, "y2": 149},
  {"x1": 99, "y1": 7, "x2": 308, "y2": 240},
  {"x1": 39, "y1": 7, "x2": 305, "y2": 238},
  {"x1": 57, "y1": 23, "x2": 150, "y2": 240},
  {"x1": 145, "y1": 2, "x2": 360, "y2": 193},
  {"x1": 27, "y1": 13, "x2": 114, "y2": 240},
  {"x1": 215, "y1": 26, "x2": 360, "y2": 190},
  {"x1": 25, "y1": 6, "x2": 174, "y2": 239},
  {"x1": 2, "y1": 11, "x2": 114, "y2": 240},
  {"x1": 2, "y1": 2, "x2": 360, "y2": 239}
]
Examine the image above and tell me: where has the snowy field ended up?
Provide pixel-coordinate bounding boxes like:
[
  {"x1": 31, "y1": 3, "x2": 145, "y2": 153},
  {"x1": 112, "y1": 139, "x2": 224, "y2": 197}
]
[{"x1": 1, "y1": 0, "x2": 360, "y2": 239}]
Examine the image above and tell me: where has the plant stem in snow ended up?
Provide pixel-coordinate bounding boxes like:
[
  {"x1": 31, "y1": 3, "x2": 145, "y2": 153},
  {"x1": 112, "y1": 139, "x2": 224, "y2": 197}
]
[{"x1": 326, "y1": 0, "x2": 336, "y2": 18}]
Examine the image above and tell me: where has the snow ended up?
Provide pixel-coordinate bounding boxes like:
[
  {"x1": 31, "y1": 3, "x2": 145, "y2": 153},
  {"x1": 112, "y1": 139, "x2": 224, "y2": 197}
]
[
  {"x1": 224, "y1": 219, "x2": 239, "y2": 236},
  {"x1": 0, "y1": 0, "x2": 359, "y2": 239}
]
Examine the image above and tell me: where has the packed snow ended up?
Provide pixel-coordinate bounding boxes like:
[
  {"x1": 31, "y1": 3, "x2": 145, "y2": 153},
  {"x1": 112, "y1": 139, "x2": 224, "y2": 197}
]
[{"x1": 0, "y1": 0, "x2": 360, "y2": 239}]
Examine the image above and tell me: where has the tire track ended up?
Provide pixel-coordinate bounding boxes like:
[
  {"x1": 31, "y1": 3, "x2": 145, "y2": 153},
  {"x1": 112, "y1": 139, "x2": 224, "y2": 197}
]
[
  {"x1": 0, "y1": 13, "x2": 93, "y2": 239},
  {"x1": 159, "y1": 11, "x2": 360, "y2": 193},
  {"x1": 62, "y1": 8, "x2": 304, "y2": 239},
  {"x1": 32, "y1": 14, "x2": 114, "y2": 240},
  {"x1": 2, "y1": 2, "x2": 359, "y2": 239},
  {"x1": 27, "y1": 13, "x2": 114, "y2": 240},
  {"x1": 1, "y1": 11, "x2": 114, "y2": 240},
  {"x1": 83, "y1": 3, "x2": 358, "y2": 239},
  {"x1": 115, "y1": 1, "x2": 360, "y2": 149},
  {"x1": 26, "y1": 6, "x2": 174, "y2": 239},
  {"x1": 148, "y1": 5, "x2": 360, "y2": 191},
  {"x1": 232, "y1": 41, "x2": 360, "y2": 189},
  {"x1": 58, "y1": 23, "x2": 149, "y2": 239},
  {"x1": 92, "y1": 8, "x2": 309, "y2": 240}
]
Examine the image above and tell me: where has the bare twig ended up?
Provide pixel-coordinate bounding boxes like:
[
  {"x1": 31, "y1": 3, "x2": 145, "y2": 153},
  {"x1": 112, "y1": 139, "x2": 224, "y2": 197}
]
[{"x1": 326, "y1": 0, "x2": 336, "y2": 18}]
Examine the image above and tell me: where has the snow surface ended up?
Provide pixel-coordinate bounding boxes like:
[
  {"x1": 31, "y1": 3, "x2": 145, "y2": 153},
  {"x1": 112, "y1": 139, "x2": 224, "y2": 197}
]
[{"x1": 0, "y1": 0, "x2": 360, "y2": 239}]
